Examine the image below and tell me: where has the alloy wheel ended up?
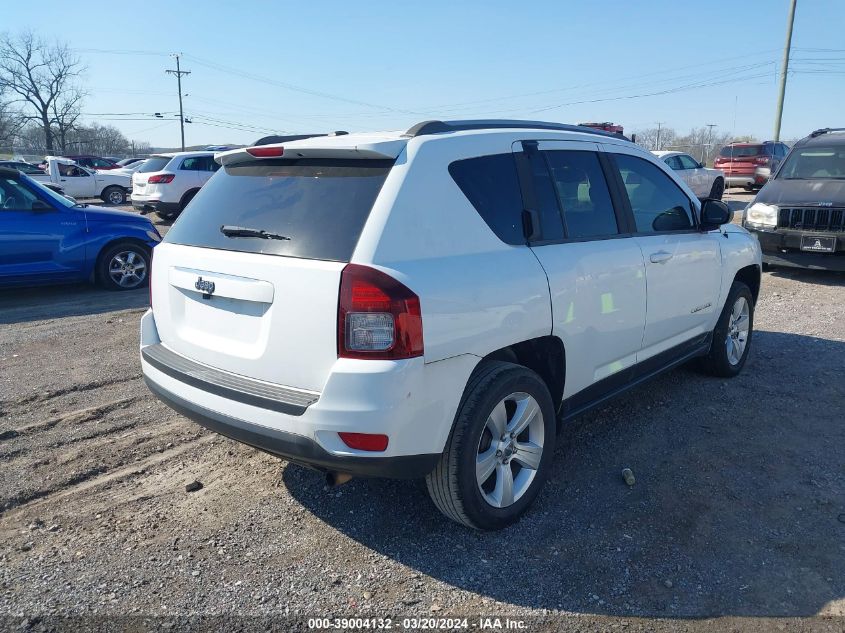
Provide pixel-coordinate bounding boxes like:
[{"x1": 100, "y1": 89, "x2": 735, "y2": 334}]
[
  {"x1": 108, "y1": 250, "x2": 147, "y2": 289},
  {"x1": 475, "y1": 392, "x2": 545, "y2": 508},
  {"x1": 726, "y1": 296, "x2": 750, "y2": 365}
]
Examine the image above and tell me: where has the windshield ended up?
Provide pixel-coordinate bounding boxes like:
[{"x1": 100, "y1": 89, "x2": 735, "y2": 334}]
[
  {"x1": 719, "y1": 145, "x2": 762, "y2": 158},
  {"x1": 138, "y1": 156, "x2": 172, "y2": 173},
  {"x1": 164, "y1": 158, "x2": 393, "y2": 262},
  {"x1": 22, "y1": 174, "x2": 74, "y2": 207},
  {"x1": 777, "y1": 146, "x2": 845, "y2": 180}
]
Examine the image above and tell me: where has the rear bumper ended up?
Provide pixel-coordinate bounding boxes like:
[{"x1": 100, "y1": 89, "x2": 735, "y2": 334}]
[
  {"x1": 749, "y1": 227, "x2": 845, "y2": 271},
  {"x1": 145, "y1": 378, "x2": 440, "y2": 478},
  {"x1": 131, "y1": 198, "x2": 181, "y2": 215},
  {"x1": 725, "y1": 175, "x2": 755, "y2": 187},
  {"x1": 139, "y1": 309, "x2": 475, "y2": 479}
]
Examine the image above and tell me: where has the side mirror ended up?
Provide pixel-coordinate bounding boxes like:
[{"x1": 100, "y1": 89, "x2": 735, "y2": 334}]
[
  {"x1": 700, "y1": 198, "x2": 732, "y2": 230},
  {"x1": 31, "y1": 200, "x2": 54, "y2": 213}
]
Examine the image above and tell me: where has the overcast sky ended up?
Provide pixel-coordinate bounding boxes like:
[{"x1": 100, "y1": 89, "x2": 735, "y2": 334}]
[{"x1": 5, "y1": 0, "x2": 842, "y2": 148}]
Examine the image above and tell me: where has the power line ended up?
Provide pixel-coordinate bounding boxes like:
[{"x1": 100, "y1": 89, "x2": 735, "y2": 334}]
[{"x1": 181, "y1": 53, "x2": 413, "y2": 114}]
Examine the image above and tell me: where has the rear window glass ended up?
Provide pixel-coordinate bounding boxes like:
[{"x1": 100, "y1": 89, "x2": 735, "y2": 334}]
[
  {"x1": 719, "y1": 145, "x2": 762, "y2": 158},
  {"x1": 448, "y1": 153, "x2": 526, "y2": 245},
  {"x1": 138, "y1": 157, "x2": 172, "y2": 173},
  {"x1": 164, "y1": 158, "x2": 392, "y2": 262}
]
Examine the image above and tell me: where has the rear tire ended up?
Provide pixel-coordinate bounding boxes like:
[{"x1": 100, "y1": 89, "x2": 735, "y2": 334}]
[
  {"x1": 708, "y1": 178, "x2": 725, "y2": 200},
  {"x1": 699, "y1": 281, "x2": 754, "y2": 377},
  {"x1": 97, "y1": 242, "x2": 150, "y2": 291},
  {"x1": 102, "y1": 186, "x2": 127, "y2": 205},
  {"x1": 179, "y1": 189, "x2": 198, "y2": 211},
  {"x1": 426, "y1": 361, "x2": 557, "y2": 530}
]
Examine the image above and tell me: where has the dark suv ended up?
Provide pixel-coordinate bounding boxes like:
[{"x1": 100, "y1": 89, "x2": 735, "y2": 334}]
[
  {"x1": 743, "y1": 128, "x2": 845, "y2": 271},
  {"x1": 714, "y1": 141, "x2": 790, "y2": 190},
  {"x1": 62, "y1": 155, "x2": 121, "y2": 170}
]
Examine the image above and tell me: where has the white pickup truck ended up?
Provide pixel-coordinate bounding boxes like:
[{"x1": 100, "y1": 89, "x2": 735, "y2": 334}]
[{"x1": 31, "y1": 156, "x2": 132, "y2": 205}]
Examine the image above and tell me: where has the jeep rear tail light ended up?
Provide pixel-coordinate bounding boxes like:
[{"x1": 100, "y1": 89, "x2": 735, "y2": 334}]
[
  {"x1": 148, "y1": 173, "x2": 175, "y2": 184},
  {"x1": 338, "y1": 264, "x2": 423, "y2": 360}
]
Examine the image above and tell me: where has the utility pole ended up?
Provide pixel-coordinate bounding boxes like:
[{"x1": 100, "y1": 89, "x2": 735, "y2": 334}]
[
  {"x1": 165, "y1": 53, "x2": 191, "y2": 151},
  {"x1": 705, "y1": 123, "x2": 717, "y2": 163},
  {"x1": 774, "y1": 0, "x2": 797, "y2": 142},
  {"x1": 655, "y1": 122, "x2": 664, "y2": 151}
]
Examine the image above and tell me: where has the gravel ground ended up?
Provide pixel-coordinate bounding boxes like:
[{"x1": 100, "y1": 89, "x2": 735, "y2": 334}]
[{"x1": 0, "y1": 196, "x2": 843, "y2": 632}]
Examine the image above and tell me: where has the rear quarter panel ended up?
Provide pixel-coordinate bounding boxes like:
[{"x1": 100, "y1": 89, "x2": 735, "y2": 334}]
[{"x1": 356, "y1": 134, "x2": 553, "y2": 365}]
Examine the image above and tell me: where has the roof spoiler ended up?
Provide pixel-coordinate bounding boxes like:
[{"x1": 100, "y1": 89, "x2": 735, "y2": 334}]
[{"x1": 252, "y1": 132, "x2": 348, "y2": 146}]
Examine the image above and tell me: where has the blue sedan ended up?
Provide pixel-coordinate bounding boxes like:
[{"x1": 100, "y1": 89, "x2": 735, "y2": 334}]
[{"x1": 0, "y1": 167, "x2": 160, "y2": 291}]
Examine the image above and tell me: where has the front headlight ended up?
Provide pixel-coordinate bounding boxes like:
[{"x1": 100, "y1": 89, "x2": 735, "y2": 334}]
[{"x1": 745, "y1": 202, "x2": 778, "y2": 228}]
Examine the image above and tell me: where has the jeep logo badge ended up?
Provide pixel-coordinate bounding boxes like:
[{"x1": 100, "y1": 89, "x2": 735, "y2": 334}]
[{"x1": 195, "y1": 276, "x2": 215, "y2": 298}]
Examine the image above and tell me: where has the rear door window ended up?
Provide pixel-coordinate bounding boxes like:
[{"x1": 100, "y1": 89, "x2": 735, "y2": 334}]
[
  {"x1": 664, "y1": 155, "x2": 683, "y2": 170},
  {"x1": 164, "y1": 158, "x2": 392, "y2": 262},
  {"x1": 448, "y1": 153, "x2": 526, "y2": 245},
  {"x1": 677, "y1": 154, "x2": 700, "y2": 170},
  {"x1": 544, "y1": 150, "x2": 619, "y2": 239},
  {"x1": 180, "y1": 156, "x2": 207, "y2": 171},
  {"x1": 612, "y1": 154, "x2": 695, "y2": 233}
]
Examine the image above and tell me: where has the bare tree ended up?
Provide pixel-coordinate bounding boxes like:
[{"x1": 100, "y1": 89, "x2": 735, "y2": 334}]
[
  {"x1": 0, "y1": 89, "x2": 25, "y2": 149},
  {"x1": 50, "y1": 86, "x2": 85, "y2": 153},
  {"x1": 0, "y1": 30, "x2": 85, "y2": 152},
  {"x1": 633, "y1": 127, "x2": 677, "y2": 151},
  {"x1": 65, "y1": 123, "x2": 130, "y2": 156}
]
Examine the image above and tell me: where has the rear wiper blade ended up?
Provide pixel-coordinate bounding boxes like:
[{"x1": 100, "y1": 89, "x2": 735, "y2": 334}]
[{"x1": 220, "y1": 225, "x2": 291, "y2": 241}]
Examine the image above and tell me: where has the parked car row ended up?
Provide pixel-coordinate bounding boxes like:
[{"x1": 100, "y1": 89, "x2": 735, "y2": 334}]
[{"x1": 4, "y1": 118, "x2": 841, "y2": 531}]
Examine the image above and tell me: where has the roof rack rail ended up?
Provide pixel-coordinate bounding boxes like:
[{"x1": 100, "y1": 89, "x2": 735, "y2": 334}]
[
  {"x1": 810, "y1": 127, "x2": 845, "y2": 138},
  {"x1": 404, "y1": 119, "x2": 631, "y2": 141},
  {"x1": 252, "y1": 131, "x2": 348, "y2": 146}
]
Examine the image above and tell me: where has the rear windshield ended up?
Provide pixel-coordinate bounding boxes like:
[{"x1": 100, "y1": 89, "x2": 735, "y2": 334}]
[
  {"x1": 138, "y1": 156, "x2": 172, "y2": 173},
  {"x1": 164, "y1": 158, "x2": 392, "y2": 262},
  {"x1": 719, "y1": 145, "x2": 762, "y2": 158},
  {"x1": 777, "y1": 146, "x2": 845, "y2": 180}
]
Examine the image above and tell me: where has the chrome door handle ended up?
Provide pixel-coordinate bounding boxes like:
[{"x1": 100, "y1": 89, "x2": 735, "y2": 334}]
[{"x1": 650, "y1": 251, "x2": 673, "y2": 264}]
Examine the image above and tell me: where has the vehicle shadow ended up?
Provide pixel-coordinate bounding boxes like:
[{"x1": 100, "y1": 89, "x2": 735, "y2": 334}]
[
  {"x1": 283, "y1": 330, "x2": 845, "y2": 617},
  {"x1": 766, "y1": 267, "x2": 845, "y2": 285},
  {"x1": 0, "y1": 284, "x2": 149, "y2": 325}
]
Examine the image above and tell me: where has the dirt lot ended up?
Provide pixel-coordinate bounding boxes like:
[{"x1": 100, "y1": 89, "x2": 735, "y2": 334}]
[{"x1": 1, "y1": 195, "x2": 844, "y2": 631}]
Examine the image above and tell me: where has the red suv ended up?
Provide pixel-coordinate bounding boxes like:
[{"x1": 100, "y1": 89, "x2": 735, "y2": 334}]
[{"x1": 714, "y1": 141, "x2": 789, "y2": 190}]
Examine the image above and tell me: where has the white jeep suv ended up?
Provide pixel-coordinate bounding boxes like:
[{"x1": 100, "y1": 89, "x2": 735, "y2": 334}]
[
  {"x1": 140, "y1": 120, "x2": 762, "y2": 530},
  {"x1": 131, "y1": 151, "x2": 219, "y2": 220}
]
